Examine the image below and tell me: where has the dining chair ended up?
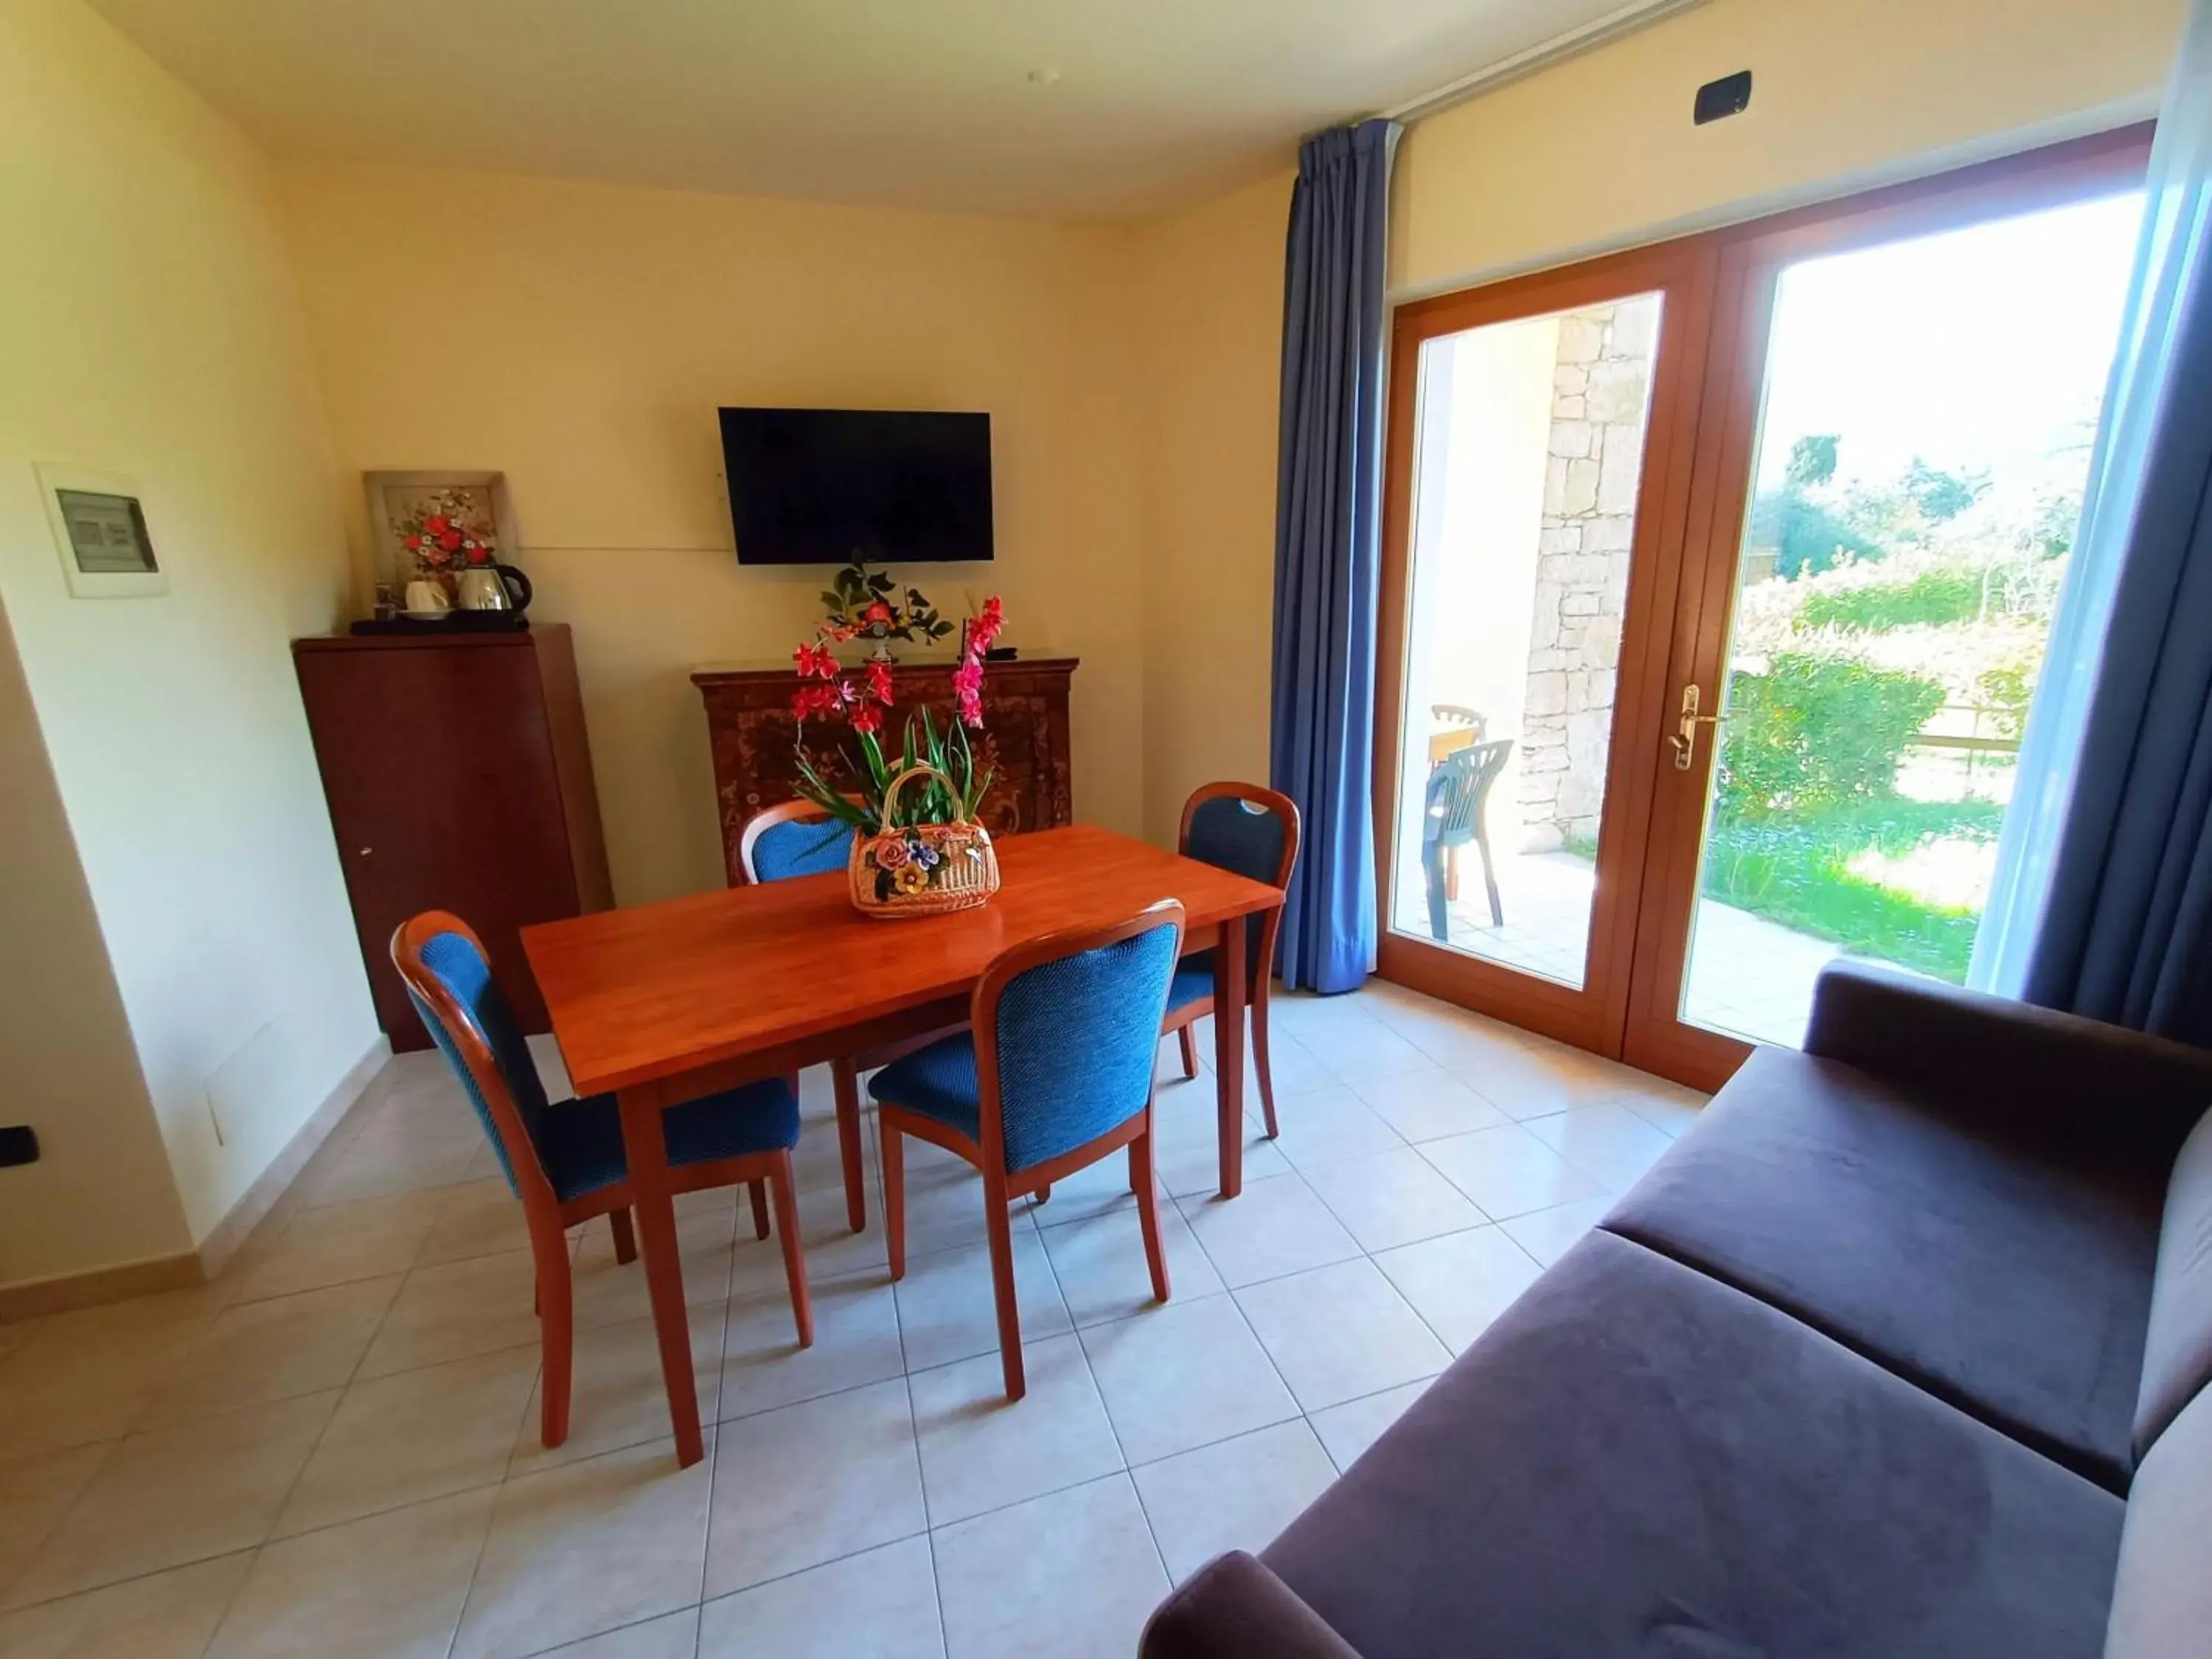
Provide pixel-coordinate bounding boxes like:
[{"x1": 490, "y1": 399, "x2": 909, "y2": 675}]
[
  {"x1": 1161, "y1": 782, "x2": 1301, "y2": 1139},
  {"x1": 870, "y1": 900, "x2": 1186, "y2": 1401},
  {"x1": 737, "y1": 798, "x2": 871, "y2": 1231},
  {"x1": 737, "y1": 795, "x2": 967, "y2": 1236},
  {"x1": 392, "y1": 911, "x2": 812, "y2": 1447}
]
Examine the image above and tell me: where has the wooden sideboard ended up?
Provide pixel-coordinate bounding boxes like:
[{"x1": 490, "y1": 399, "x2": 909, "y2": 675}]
[{"x1": 692, "y1": 656, "x2": 1077, "y2": 886}]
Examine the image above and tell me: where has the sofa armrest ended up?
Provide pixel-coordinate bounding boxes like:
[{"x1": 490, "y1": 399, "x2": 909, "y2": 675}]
[
  {"x1": 1139, "y1": 1552, "x2": 1363, "y2": 1659},
  {"x1": 1804, "y1": 959, "x2": 2212, "y2": 1152}
]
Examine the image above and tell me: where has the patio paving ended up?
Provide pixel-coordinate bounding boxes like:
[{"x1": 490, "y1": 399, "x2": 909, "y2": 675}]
[{"x1": 1391, "y1": 849, "x2": 1847, "y2": 1049}]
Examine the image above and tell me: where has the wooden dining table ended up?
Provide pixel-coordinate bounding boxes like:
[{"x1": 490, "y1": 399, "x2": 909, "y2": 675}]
[{"x1": 521, "y1": 823, "x2": 1286, "y2": 1467}]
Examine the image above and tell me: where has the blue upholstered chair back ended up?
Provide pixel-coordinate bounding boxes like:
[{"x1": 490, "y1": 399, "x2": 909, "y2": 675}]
[
  {"x1": 1186, "y1": 794, "x2": 1289, "y2": 983},
  {"x1": 404, "y1": 930, "x2": 551, "y2": 1196},
  {"x1": 751, "y1": 815, "x2": 855, "y2": 882},
  {"x1": 988, "y1": 919, "x2": 1181, "y2": 1172}
]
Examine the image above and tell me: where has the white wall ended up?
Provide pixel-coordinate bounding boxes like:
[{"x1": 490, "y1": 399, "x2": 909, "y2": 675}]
[{"x1": 0, "y1": 0, "x2": 381, "y2": 1270}]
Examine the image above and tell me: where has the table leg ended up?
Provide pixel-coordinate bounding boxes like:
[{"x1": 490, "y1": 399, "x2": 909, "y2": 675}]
[
  {"x1": 832, "y1": 1058, "x2": 868, "y2": 1233},
  {"x1": 1214, "y1": 918, "x2": 1247, "y2": 1200},
  {"x1": 616, "y1": 1085, "x2": 704, "y2": 1468}
]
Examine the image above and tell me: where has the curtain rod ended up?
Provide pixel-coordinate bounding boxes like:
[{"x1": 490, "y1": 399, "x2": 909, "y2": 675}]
[{"x1": 1376, "y1": 0, "x2": 1711, "y2": 126}]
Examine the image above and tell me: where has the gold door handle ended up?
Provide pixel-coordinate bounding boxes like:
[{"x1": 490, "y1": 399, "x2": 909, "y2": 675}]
[{"x1": 1667, "y1": 684, "x2": 1722, "y2": 771}]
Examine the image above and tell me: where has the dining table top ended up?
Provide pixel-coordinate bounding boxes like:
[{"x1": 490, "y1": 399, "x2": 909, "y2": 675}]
[{"x1": 522, "y1": 822, "x2": 1285, "y2": 1098}]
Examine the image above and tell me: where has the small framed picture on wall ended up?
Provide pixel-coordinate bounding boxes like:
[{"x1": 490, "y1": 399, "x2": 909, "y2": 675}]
[
  {"x1": 38, "y1": 464, "x2": 167, "y2": 598},
  {"x1": 363, "y1": 470, "x2": 519, "y2": 605}
]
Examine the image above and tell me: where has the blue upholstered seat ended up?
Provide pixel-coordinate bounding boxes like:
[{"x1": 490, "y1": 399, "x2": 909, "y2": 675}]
[
  {"x1": 1167, "y1": 955, "x2": 1216, "y2": 1011},
  {"x1": 408, "y1": 928, "x2": 798, "y2": 1203},
  {"x1": 534, "y1": 1087, "x2": 800, "y2": 1203},
  {"x1": 751, "y1": 815, "x2": 855, "y2": 882},
  {"x1": 869, "y1": 921, "x2": 1181, "y2": 1172}
]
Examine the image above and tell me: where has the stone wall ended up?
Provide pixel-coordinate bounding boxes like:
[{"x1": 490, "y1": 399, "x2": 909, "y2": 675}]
[{"x1": 1515, "y1": 298, "x2": 1658, "y2": 851}]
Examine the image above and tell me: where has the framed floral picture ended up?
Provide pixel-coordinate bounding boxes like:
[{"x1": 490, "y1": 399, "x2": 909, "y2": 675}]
[{"x1": 364, "y1": 470, "x2": 519, "y2": 601}]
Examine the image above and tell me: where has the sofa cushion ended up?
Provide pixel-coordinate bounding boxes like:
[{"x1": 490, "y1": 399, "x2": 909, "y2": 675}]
[
  {"x1": 2102, "y1": 1381, "x2": 2212, "y2": 1659},
  {"x1": 2135, "y1": 1107, "x2": 2212, "y2": 1456},
  {"x1": 1140, "y1": 1552, "x2": 1361, "y2": 1659},
  {"x1": 1603, "y1": 1046, "x2": 2168, "y2": 1491},
  {"x1": 1262, "y1": 1231, "x2": 2125, "y2": 1659}
]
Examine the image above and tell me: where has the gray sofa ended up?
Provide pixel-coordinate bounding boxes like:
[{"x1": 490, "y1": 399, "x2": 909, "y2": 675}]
[{"x1": 1139, "y1": 961, "x2": 2212, "y2": 1659}]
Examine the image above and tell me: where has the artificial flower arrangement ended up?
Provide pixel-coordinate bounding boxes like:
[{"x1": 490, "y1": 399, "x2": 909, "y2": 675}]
[
  {"x1": 395, "y1": 487, "x2": 499, "y2": 595},
  {"x1": 790, "y1": 595, "x2": 1007, "y2": 915},
  {"x1": 820, "y1": 558, "x2": 956, "y2": 662}
]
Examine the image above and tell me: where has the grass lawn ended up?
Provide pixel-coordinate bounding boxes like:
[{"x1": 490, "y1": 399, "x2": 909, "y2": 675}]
[{"x1": 1699, "y1": 798, "x2": 2005, "y2": 982}]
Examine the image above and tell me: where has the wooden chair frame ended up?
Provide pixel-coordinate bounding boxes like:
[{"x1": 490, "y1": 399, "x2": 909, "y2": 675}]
[
  {"x1": 738, "y1": 795, "x2": 961, "y2": 1236},
  {"x1": 392, "y1": 911, "x2": 811, "y2": 1447},
  {"x1": 878, "y1": 900, "x2": 1186, "y2": 1401},
  {"x1": 1161, "y1": 782, "x2": 1301, "y2": 1138}
]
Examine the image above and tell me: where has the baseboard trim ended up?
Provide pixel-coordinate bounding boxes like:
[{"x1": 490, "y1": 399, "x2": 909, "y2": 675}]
[
  {"x1": 197, "y1": 1035, "x2": 392, "y2": 1279},
  {"x1": 0, "y1": 1251, "x2": 206, "y2": 1322}
]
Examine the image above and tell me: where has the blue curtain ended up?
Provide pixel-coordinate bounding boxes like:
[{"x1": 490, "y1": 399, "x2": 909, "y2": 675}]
[
  {"x1": 1270, "y1": 119, "x2": 1400, "y2": 994},
  {"x1": 1979, "y1": 0, "x2": 2212, "y2": 1042}
]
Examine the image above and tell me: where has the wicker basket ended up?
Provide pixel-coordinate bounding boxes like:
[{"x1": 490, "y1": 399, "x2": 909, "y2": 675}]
[{"x1": 848, "y1": 765, "x2": 1001, "y2": 919}]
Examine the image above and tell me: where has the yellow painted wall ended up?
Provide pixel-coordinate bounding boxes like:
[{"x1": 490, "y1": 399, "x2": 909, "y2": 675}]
[
  {"x1": 1394, "y1": 0, "x2": 2185, "y2": 293},
  {"x1": 278, "y1": 162, "x2": 1150, "y2": 904},
  {"x1": 0, "y1": 0, "x2": 380, "y2": 1276},
  {"x1": 1130, "y1": 172, "x2": 1293, "y2": 844}
]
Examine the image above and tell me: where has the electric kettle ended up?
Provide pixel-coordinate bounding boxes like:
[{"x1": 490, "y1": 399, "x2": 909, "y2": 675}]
[{"x1": 456, "y1": 562, "x2": 534, "y2": 615}]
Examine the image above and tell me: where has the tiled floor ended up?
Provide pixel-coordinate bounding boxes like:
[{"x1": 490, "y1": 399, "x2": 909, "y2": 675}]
[
  {"x1": 1395, "y1": 846, "x2": 1846, "y2": 1047},
  {"x1": 0, "y1": 981, "x2": 1706, "y2": 1659}
]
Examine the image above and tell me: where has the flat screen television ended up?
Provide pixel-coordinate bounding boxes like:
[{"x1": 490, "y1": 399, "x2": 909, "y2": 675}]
[{"x1": 718, "y1": 407, "x2": 993, "y2": 566}]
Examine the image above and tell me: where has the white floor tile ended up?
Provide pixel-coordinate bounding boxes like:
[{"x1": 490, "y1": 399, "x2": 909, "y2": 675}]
[
  {"x1": 1521, "y1": 1102, "x2": 1675, "y2": 1191},
  {"x1": 0, "y1": 1553, "x2": 251, "y2": 1659},
  {"x1": 451, "y1": 1435, "x2": 712, "y2": 1659},
  {"x1": 1350, "y1": 1067, "x2": 1512, "y2": 1143},
  {"x1": 891, "y1": 1231, "x2": 1071, "y2": 1374},
  {"x1": 704, "y1": 1378, "x2": 925, "y2": 1597},
  {"x1": 206, "y1": 1486, "x2": 495, "y2": 1659},
  {"x1": 1371, "y1": 1222, "x2": 1544, "y2": 1354},
  {"x1": 1037, "y1": 1200, "x2": 1222, "y2": 1328},
  {"x1": 719, "y1": 1274, "x2": 902, "y2": 1422},
  {"x1": 1264, "y1": 1088, "x2": 1408, "y2": 1175},
  {"x1": 1130, "y1": 1419, "x2": 1336, "y2": 1582},
  {"x1": 1416, "y1": 1124, "x2": 1609, "y2": 1220},
  {"x1": 1174, "y1": 1175, "x2": 1360, "y2": 1289},
  {"x1": 1078, "y1": 1295, "x2": 1298, "y2": 1467},
  {"x1": 908, "y1": 1334, "x2": 1124, "y2": 1527},
  {"x1": 1298, "y1": 1147, "x2": 1487, "y2": 1253},
  {"x1": 1307, "y1": 1381, "x2": 1431, "y2": 1472},
  {"x1": 1500, "y1": 1196, "x2": 1616, "y2": 1267},
  {"x1": 699, "y1": 1536, "x2": 942, "y2": 1659},
  {"x1": 932, "y1": 1475, "x2": 1168, "y2": 1659},
  {"x1": 1233, "y1": 1259, "x2": 1449, "y2": 1412}
]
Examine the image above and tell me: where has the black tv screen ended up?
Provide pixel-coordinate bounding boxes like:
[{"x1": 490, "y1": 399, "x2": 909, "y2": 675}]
[{"x1": 719, "y1": 407, "x2": 994, "y2": 565}]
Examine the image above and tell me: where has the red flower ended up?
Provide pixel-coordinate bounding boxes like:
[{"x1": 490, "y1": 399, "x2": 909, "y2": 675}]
[
  {"x1": 863, "y1": 601, "x2": 893, "y2": 625},
  {"x1": 791, "y1": 681, "x2": 846, "y2": 722},
  {"x1": 466, "y1": 545, "x2": 490, "y2": 565},
  {"x1": 425, "y1": 515, "x2": 449, "y2": 534},
  {"x1": 793, "y1": 639, "x2": 839, "y2": 681},
  {"x1": 437, "y1": 529, "x2": 462, "y2": 552},
  {"x1": 850, "y1": 703, "x2": 883, "y2": 735},
  {"x1": 970, "y1": 596, "x2": 1005, "y2": 653},
  {"x1": 864, "y1": 661, "x2": 894, "y2": 707},
  {"x1": 403, "y1": 535, "x2": 422, "y2": 551},
  {"x1": 951, "y1": 655, "x2": 984, "y2": 728}
]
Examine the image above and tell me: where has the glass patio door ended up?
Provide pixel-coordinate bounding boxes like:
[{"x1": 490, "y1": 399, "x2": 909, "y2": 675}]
[
  {"x1": 1374, "y1": 242, "x2": 1715, "y2": 1054},
  {"x1": 1375, "y1": 127, "x2": 2152, "y2": 1089},
  {"x1": 1620, "y1": 131, "x2": 2149, "y2": 1088}
]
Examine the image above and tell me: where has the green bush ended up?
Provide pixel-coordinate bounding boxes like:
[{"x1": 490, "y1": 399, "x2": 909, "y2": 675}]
[
  {"x1": 1797, "y1": 566, "x2": 1985, "y2": 633},
  {"x1": 1717, "y1": 653, "x2": 1946, "y2": 821}
]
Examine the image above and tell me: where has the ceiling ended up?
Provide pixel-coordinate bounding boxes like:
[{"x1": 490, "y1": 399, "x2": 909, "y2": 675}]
[{"x1": 88, "y1": 0, "x2": 1658, "y2": 220}]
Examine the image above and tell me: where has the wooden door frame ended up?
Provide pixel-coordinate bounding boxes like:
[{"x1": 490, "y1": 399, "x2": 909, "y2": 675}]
[
  {"x1": 1618, "y1": 121, "x2": 2152, "y2": 1088},
  {"x1": 1374, "y1": 237, "x2": 1720, "y2": 1053},
  {"x1": 1374, "y1": 122, "x2": 2153, "y2": 1083}
]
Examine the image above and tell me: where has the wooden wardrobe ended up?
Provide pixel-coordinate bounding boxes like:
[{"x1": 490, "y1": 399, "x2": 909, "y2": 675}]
[{"x1": 293, "y1": 626, "x2": 611, "y2": 1051}]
